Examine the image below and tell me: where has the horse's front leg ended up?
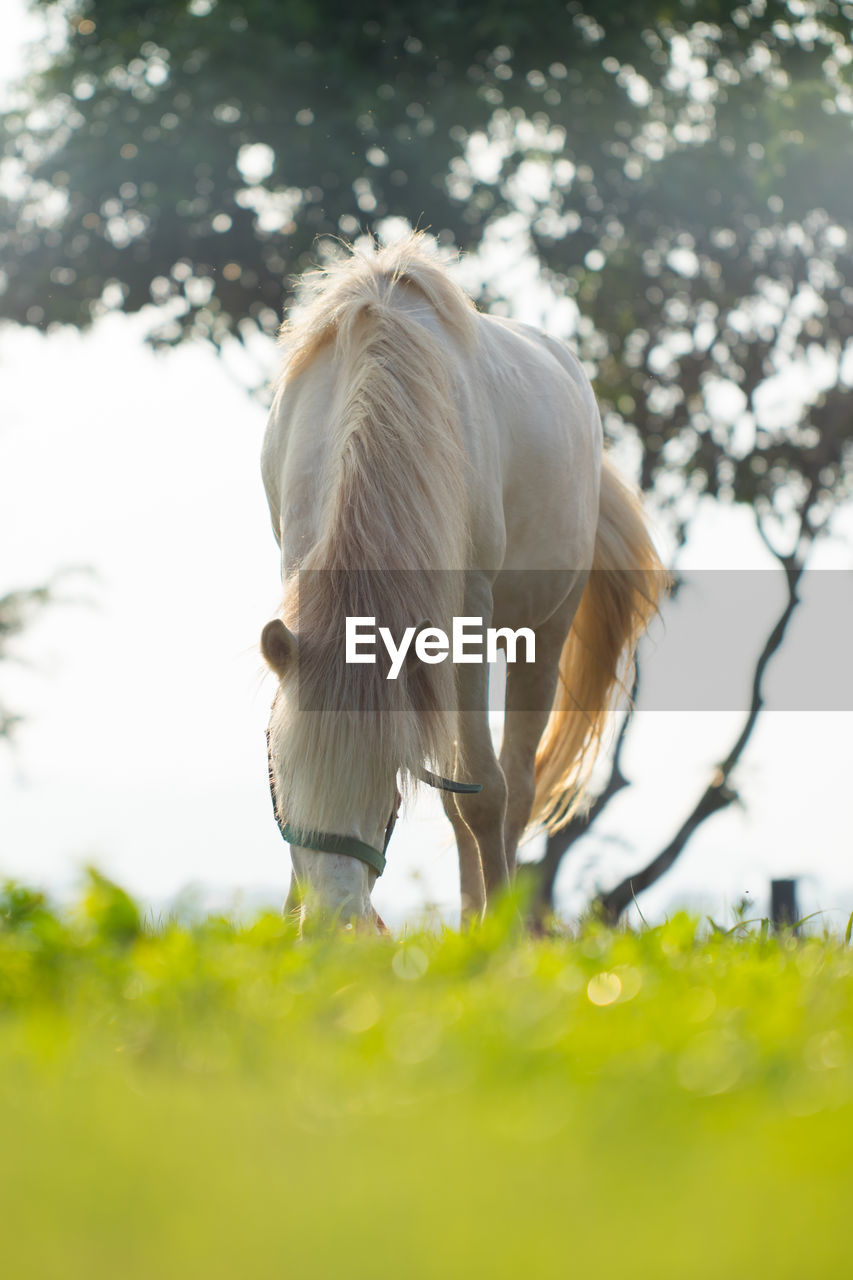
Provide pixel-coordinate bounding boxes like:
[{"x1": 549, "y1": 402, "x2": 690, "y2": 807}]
[
  {"x1": 452, "y1": 660, "x2": 509, "y2": 908},
  {"x1": 440, "y1": 790, "x2": 486, "y2": 922}
]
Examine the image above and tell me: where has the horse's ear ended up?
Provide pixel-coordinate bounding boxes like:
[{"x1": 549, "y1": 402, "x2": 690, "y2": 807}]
[{"x1": 261, "y1": 619, "x2": 297, "y2": 678}]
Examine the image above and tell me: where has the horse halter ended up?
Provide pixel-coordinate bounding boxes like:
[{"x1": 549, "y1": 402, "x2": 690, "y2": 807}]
[{"x1": 265, "y1": 732, "x2": 481, "y2": 877}]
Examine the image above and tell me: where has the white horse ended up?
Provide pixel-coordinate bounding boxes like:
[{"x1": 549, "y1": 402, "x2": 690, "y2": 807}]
[{"x1": 261, "y1": 234, "x2": 664, "y2": 927}]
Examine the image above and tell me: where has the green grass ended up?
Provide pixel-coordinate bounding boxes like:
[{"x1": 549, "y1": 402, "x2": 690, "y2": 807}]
[{"x1": 2, "y1": 869, "x2": 852, "y2": 1277}]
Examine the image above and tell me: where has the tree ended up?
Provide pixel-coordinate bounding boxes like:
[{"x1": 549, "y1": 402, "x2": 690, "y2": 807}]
[
  {"x1": 4, "y1": 0, "x2": 599, "y2": 348},
  {"x1": 4, "y1": 2, "x2": 850, "y2": 522}
]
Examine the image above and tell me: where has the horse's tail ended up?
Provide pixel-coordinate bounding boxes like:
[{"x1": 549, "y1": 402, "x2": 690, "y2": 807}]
[{"x1": 530, "y1": 455, "x2": 667, "y2": 832}]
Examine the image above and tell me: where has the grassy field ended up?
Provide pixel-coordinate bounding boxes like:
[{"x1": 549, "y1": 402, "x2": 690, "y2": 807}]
[{"x1": 1, "y1": 869, "x2": 851, "y2": 1278}]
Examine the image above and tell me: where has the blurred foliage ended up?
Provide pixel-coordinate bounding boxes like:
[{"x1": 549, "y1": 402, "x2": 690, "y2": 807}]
[
  {"x1": 0, "y1": 569, "x2": 93, "y2": 742},
  {"x1": 76, "y1": 864, "x2": 143, "y2": 942},
  {"x1": 0, "y1": 582, "x2": 51, "y2": 738},
  {"x1": 1, "y1": 871, "x2": 852, "y2": 1274},
  {"x1": 1, "y1": 1, "x2": 851, "y2": 534}
]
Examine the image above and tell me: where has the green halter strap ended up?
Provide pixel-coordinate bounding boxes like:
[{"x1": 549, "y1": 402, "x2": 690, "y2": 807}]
[
  {"x1": 266, "y1": 733, "x2": 481, "y2": 877},
  {"x1": 276, "y1": 822, "x2": 393, "y2": 877}
]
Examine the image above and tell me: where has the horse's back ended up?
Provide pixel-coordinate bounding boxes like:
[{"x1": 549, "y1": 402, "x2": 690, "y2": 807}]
[
  {"x1": 263, "y1": 275, "x2": 602, "y2": 601},
  {"x1": 465, "y1": 312, "x2": 602, "y2": 586}
]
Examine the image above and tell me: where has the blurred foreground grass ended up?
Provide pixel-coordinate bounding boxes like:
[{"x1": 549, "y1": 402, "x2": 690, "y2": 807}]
[{"x1": 1, "y1": 869, "x2": 852, "y2": 1277}]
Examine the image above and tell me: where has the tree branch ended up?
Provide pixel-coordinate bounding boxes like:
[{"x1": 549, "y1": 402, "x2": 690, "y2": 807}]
[
  {"x1": 593, "y1": 490, "x2": 817, "y2": 925},
  {"x1": 524, "y1": 663, "x2": 639, "y2": 920}
]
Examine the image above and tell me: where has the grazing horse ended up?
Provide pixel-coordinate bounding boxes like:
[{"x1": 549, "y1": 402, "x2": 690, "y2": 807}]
[{"x1": 260, "y1": 234, "x2": 664, "y2": 927}]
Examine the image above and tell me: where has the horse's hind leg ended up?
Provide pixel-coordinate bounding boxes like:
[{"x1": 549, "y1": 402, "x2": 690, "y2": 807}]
[{"x1": 499, "y1": 598, "x2": 578, "y2": 876}]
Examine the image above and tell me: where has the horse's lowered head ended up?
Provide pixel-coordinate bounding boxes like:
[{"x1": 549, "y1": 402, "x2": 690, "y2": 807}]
[{"x1": 261, "y1": 618, "x2": 398, "y2": 931}]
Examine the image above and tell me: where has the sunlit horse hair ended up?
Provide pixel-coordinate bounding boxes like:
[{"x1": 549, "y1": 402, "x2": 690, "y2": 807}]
[{"x1": 267, "y1": 237, "x2": 474, "y2": 836}]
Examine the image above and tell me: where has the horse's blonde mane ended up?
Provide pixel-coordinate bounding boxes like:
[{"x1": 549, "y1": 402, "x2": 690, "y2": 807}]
[
  {"x1": 268, "y1": 235, "x2": 476, "y2": 834},
  {"x1": 277, "y1": 233, "x2": 478, "y2": 385}
]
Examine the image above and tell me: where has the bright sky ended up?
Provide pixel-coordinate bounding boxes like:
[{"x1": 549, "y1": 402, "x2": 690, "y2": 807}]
[{"x1": 2, "y1": 2, "x2": 851, "y2": 929}]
